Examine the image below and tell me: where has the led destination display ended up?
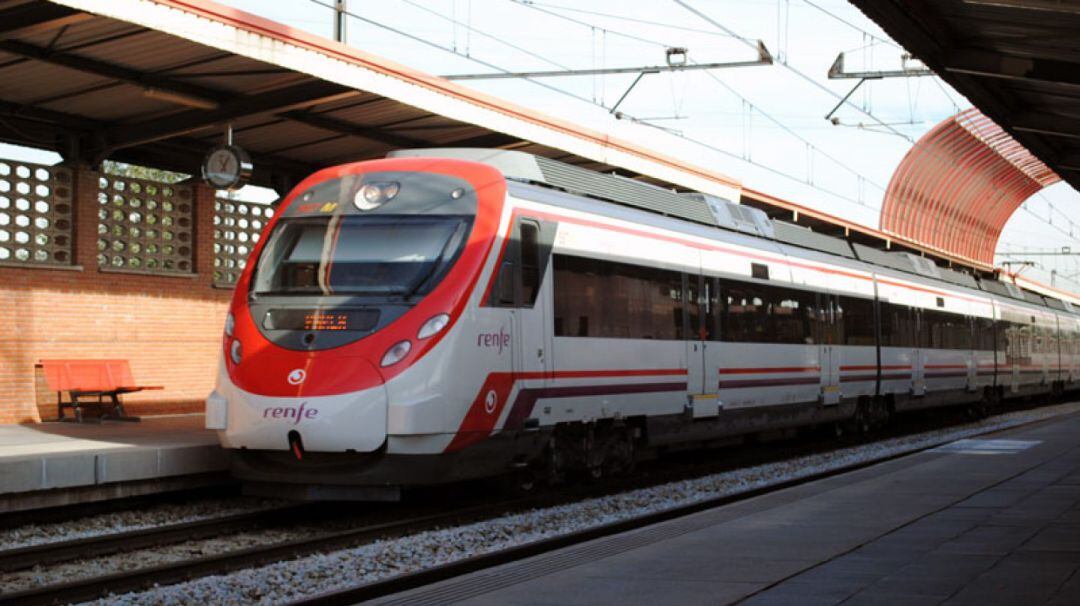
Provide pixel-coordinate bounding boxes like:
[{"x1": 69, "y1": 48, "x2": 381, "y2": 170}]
[{"x1": 263, "y1": 309, "x2": 379, "y2": 332}]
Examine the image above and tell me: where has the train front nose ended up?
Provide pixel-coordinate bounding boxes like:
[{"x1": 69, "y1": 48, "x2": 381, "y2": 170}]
[{"x1": 211, "y1": 357, "x2": 388, "y2": 453}]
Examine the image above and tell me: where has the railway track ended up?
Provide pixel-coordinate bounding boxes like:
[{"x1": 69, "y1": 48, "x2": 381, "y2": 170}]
[
  {"x1": 0, "y1": 504, "x2": 315, "y2": 573},
  {"x1": 0, "y1": 401, "x2": 1065, "y2": 606},
  {"x1": 0, "y1": 493, "x2": 570, "y2": 606}
]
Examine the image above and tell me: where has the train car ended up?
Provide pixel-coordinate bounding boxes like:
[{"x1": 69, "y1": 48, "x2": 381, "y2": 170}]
[{"x1": 205, "y1": 149, "x2": 1079, "y2": 500}]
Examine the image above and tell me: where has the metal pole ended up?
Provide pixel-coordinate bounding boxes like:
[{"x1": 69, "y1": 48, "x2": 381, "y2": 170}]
[
  {"x1": 334, "y1": 0, "x2": 347, "y2": 43},
  {"x1": 824, "y1": 78, "x2": 866, "y2": 122},
  {"x1": 443, "y1": 58, "x2": 769, "y2": 81},
  {"x1": 610, "y1": 71, "x2": 649, "y2": 115}
]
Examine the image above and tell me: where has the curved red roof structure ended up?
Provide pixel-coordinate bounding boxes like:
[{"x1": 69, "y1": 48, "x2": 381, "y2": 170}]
[{"x1": 881, "y1": 108, "x2": 1060, "y2": 266}]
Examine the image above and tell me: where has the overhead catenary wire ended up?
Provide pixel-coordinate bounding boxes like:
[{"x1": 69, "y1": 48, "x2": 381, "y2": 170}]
[
  {"x1": 507, "y1": 0, "x2": 887, "y2": 204},
  {"x1": 672, "y1": 0, "x2": 913, "y2": 142},
  {"x1": 515, "y1": 0, "x2": 746, "y2": 39},
  {"x1": 799, "y1": 0, "x2": 901, "y2": 50},
  {"x1": 306, "y1": 0, "x2": 595, "y2": 109},
  {"x1": 308, "y1": 0, "x2": 1077, "y2": 257},
  {"x1": 513, "y1": 1, "x2": 1080, "y2": 260}
]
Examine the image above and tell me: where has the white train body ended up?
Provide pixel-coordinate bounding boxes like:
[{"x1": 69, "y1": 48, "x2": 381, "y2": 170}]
[{"x1": 206, "y1": 150, "x2": 1080, "y2": 499}]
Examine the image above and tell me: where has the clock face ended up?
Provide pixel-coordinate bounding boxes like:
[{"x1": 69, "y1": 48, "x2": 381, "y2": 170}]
[{"x1": 202, "y1": 145, "x2": 252, "y2": 190}]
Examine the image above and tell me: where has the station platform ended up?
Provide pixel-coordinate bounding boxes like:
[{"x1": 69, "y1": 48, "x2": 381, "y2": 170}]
[
  {"x1": 0, "y1": 415, "x2": 228, "y2": 513},
  {"x1": 380, "y1": 411, "x2": 1080, "y2": 606}
]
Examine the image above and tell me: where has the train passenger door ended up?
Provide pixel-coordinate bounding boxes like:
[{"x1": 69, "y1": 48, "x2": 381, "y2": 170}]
[
  {"x1": 514, "y1": 219, "x2": 552, "y2": 387},
  {"x1": 694, "y1": 276, "x2": 722, "y2": 418},
  {"x1": 494, "y1": 217, "x2": 554, "y2": 396},
  {"x1": 685, "y1": 274, "x2": 706, "y2": 395},
  {"x1": 819, "y1": 294, "x2": 841, "y2": 405}
]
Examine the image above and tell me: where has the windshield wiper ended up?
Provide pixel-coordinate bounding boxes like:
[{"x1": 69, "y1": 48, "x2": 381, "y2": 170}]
[{"x1": 403, "y1": 222, "x2": 465, "y2": 299}]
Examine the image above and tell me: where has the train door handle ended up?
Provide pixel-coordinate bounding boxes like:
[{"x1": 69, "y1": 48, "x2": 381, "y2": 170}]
[{"x1": 537, "y1": 348, "x2": 544, "y2": 360}]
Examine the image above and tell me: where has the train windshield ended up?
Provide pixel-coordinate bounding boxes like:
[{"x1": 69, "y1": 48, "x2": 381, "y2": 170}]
[{"x1": 251, "y1": 215, "x2": 470, "y2": 297}]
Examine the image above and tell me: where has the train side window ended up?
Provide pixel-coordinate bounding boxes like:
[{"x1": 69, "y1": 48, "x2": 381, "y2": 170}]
[
  {"x1": 714, "y1": 279, "x2": 817, "y2": 344},
  {"x1": 495, "y1": 261, "x2": 515, "y2": 306},
  {"x1": 722, "y1": 283, "x2": 766, "y2": 343},
  {"x1": 880, "y1": 302, "x2": 915, "y2": 348},
  {"x1": 974, "y1": 317, "x2": 995, "y2": 351},
  {"x1": 490, "y1": 218, "x2": 553, "y2": 309},
  {"x1": 552, "y1": 254, "x2": 683, "y2": 339},
  {"x1": 841, "y1": 295, "x2": 876, "y2": 346},
  {"x1": 520, "y1": 221, "x2": 541, "y2": 306}
]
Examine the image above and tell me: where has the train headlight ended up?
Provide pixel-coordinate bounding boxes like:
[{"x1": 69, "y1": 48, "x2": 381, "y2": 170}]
[
  {"x1": 417, "y1": 313, "x2": 450, "y2": 339},
  {"x1": 230, "y1": 339, "x2": 243, "y2": 365},
  {"x1": 355, "y1": 181, "x2": 400, "y2": 211},
  {"x1": 224, "y1": 312, "x2": 235, "y2": 338},
  {"x1": 381, "y1": 340, "x2": 412, "y2": 367}
]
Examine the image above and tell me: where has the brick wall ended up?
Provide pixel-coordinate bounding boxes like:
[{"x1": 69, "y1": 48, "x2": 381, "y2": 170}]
[{"x1": 0, "y1": 166, "x2": 234, "y2": 423}]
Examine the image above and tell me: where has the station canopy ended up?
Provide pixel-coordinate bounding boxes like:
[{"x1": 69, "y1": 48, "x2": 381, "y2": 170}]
[
  {"x1": 850, "y1": 0, "x2": 1080, "y2": 195},
  {"x1": 0, "y1": 0, "x2": 750, "y2": 200},
  {"x1": 0, "y1": 0, "x2": 1073, "y2": 289}
]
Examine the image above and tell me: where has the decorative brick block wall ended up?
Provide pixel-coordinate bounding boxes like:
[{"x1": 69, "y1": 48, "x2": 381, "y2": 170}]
[{"x1": 0, "y1": 165, "x2": 235, "y2": 423}]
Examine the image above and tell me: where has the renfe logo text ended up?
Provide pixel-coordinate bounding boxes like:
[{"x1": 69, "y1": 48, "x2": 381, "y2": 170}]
[
  {"x1": 477, "y1": 326, "x2": 511, "y2": 355},
  {"x1": 264, "y1": 401, "x2": 318, "y2": 424}
]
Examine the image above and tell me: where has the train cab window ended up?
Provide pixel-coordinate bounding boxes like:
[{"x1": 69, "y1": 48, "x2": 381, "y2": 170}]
[{"x1": 252, "y1": 216, "x2": 469, "y2": 297}]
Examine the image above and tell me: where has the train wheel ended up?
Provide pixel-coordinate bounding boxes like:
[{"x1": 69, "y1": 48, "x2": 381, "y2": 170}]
[
  {"x1": 869, "y1": 397, "x2": 891, "y2": 430},
  {"x1": 846, "y1": 398, "x2": 872, "y2": 435},
  {"x1": 514, "y1": 469, "x2": 538, "y2": 494},
  {"x1": 542, "y1": 441, "x2": 566, "y2": 486},
  {"x1": 586, "y1": 464, "x2": 604, "y2": 481},
  {"x1": 603, "y1": 426, "x2": 636, "y2": 477}
]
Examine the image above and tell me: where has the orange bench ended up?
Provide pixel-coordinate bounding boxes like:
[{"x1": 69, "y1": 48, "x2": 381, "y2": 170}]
[{"x1": 40, "y1": 359, "x2": 163, "y2": 423}]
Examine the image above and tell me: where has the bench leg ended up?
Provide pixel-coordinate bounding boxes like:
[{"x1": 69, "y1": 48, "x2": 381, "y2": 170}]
[
  {"x1": 57, "y1": 391, "x2": 86, "y2": 423},
  {"x1": 102, "y1": 392, "x2": 140, "y2": 422}
]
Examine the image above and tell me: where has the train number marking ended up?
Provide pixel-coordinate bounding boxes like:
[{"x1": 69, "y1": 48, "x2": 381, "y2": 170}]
[
  {"x1": 287, "y1": 369, "x2": 307, "y2": 385},
  {"x1": 484, "y1": 389, "x2": 498, "y2": 414}
]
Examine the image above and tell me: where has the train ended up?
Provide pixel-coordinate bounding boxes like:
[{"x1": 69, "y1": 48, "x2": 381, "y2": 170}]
[{"x1": 205, "y1": 148, "x2": 1080, "y2": 501}]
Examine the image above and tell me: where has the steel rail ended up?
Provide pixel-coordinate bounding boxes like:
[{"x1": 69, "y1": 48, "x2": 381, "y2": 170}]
[
  {"x1": 0, "y1": 504, "x2": 314, "y2": 573},
  {"x1": 0, "y1": 497, "x2": 561, "y2": 606}
]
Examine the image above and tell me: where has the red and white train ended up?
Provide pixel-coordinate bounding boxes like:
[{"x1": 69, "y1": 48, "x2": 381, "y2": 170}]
[{"x1": 206, "y1": 149, "x2": 1080, "y2": 500}]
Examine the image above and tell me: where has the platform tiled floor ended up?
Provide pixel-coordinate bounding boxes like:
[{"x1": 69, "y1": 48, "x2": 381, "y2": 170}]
[
  {"x1": 0, "y1": 415, "x2": 226, "y2": 501},
  {"x1": 375, "y1": 412, "x2": 1080, "y2": 606}
]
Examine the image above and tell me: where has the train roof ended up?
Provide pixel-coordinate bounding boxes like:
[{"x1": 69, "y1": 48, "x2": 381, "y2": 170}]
[{"x1": 390, "y1": 148, "x2": 1078, "y2": 318}]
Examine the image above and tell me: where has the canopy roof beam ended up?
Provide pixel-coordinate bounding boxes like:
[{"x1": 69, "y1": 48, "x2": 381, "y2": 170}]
[
  {"x1": 946, "y1": 48, "x2": 1080, "y2": 87},
  {"x1": 103, "y1": 81, "x2": 357, "y2": 151},
  {"x1": 0, "y1": 1, "x2": 90, "y2": 38},
  {"x1": 0, "y1": 39, "x2": 228, "y2": 109}
]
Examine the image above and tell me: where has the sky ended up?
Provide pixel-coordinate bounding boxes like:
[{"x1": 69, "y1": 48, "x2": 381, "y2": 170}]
[{"x1": 3, "y1": 0, "x2": 1078, "y2": 291}]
